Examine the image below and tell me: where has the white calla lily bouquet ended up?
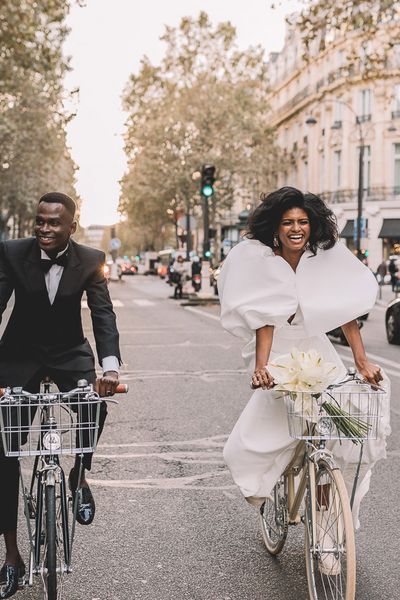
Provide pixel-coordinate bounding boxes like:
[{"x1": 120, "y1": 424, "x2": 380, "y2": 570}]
[{"x1": 268, "y1": 348, "x2": 370, "y2": 441}]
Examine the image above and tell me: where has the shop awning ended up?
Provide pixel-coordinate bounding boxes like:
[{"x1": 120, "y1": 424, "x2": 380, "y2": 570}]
[
  {"x1": 340, "y1": 220, "x2": 354, "y2": 238},
  {"x1": 378, "y1": 219, "x2": 400, "y2": 238}
]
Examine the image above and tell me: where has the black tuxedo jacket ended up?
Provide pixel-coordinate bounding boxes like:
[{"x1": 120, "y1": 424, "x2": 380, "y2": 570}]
[{"x1": 0, "y1": 237, "x2": 121, "y2": 385}]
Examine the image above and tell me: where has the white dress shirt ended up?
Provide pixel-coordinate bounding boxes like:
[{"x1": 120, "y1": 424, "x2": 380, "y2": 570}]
[{"x1": 41, "y1": 247, "x2": 119, "y2": 374}]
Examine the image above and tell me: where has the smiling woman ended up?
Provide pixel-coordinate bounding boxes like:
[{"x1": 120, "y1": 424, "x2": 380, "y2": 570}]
[{"x1": 217, "y1": 186, "x2": 390, "y2": 536}]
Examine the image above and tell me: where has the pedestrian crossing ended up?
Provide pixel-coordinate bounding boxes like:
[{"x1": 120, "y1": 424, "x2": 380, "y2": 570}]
[
  {"x1": 81, "y1": 298, "x2": 155, "y2": 309},
  {"x1": 81, "y1": 299, "x2": 124, "y2": 309}
]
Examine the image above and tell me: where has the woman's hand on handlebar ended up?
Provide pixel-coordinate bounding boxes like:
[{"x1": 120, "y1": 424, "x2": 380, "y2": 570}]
[
  {"x1": 251, "y1": 366, "x2": 275, "y2": 390},
  {"x1": 355, "y1": 359, "x2": 383, "y2": 387},
  {"x1": 96, "y1": 371, "x2": 120, "y2": 397}
]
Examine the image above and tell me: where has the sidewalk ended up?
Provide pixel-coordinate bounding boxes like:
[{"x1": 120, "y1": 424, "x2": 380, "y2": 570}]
[{"x1": 376, "y1": 284, "x2": 398, "y2": 307}]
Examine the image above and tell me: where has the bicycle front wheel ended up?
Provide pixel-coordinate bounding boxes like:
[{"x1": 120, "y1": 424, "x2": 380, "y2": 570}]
[
  {"x1": 259, "y1": 476, "x2": 288, "y2": 555},
  {"x1": 305, "y1": 460, "x2": 356, "y2": 600},
  {"x1": 44, "y1": 484, "x2": 57, "y2": 600}
]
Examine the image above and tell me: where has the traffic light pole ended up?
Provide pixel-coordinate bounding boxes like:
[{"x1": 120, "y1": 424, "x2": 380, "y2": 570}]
[
  {"x1": 202, "y1": 194, "x2": 210, "y2": 258},
  {"x1": 185, "y1": 205, "x2": 192, "y2": 261}
]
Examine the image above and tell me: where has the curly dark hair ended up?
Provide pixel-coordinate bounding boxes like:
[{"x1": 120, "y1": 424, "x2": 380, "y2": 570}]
[{"x1": 246, "y1": 187, "x2": 338, "y2": 254}]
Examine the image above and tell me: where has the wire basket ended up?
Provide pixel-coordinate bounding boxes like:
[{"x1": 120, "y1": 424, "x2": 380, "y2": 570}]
[
  {"x1": 0, "y1": 390, "x2": 102, "y2": 457},
  {"x1": 284, "y1": 382, "x2": 384, "y2": 441}
]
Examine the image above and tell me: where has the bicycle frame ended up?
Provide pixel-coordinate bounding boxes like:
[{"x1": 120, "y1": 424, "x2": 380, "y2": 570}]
[
  {"x1": 283, "y1": 439, "x2": 338, "y2": 550},
  {"x1": 18, "y1": 385, "x2": 85, "y2": 589}
]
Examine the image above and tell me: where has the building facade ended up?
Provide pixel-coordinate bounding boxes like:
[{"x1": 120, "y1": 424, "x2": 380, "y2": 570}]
[{"x1": 266, "y1": 17, "x2": 400, "y2": 270}]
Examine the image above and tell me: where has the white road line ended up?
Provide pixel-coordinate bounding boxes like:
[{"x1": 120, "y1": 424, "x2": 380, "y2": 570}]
[
  {"x1": 132, "y1": 299, "x2": 155, "y2": 307},
  {"x1": 184, "y1": 306, "x2": 220, "y2": 321},
  {"x1": 98, "y1": 434, "x2": 227, "y2": 449},
  {"x1": 88, "y1": 470, "x2": 233, "y2": 490},
  {"x1": 338, "y1": 345, "x2": 399, "y2": 370},
  {"x1": 81, "y1": 299, "x2": 124, "y2": 308},
  {"x1": 337, "y1": 351, "x2": 399, "y2": 378}
]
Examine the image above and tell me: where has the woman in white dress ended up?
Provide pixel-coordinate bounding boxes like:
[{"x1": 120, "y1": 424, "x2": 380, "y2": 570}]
[{"x1": 218, "y1": 187, "x2": 390, "y2": 527}]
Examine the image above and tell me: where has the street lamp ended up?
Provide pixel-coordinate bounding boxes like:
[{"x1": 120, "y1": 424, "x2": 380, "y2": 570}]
[{"x1": 306, "y1": 100, "x2": 365, "y2": 259}]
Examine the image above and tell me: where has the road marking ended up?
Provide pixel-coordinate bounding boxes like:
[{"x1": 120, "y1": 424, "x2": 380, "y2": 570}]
[
  {"x1": 88, "y1": 471, "x2": 234, "y2": 490},
  {"x1": 338, "y1": 345, "x2": 399, "y2": 370},
  {"x1": 98, "y1": 434, "x2": 227, "y2": 449},
  {"x1": 337, "y1": 350, "x2": 399, "y2": 378},
  {"x1": 118, "y1": 368, "x2": 246, "y2": 381},
  {"x1": 95, "y1": 451, "x2": 224, "y2": 465},
  {"x1": 132, "y1": 299, "x2": 155, "y2": 307},
  {"x1": 184, "y1": 306, "x2": 220, "y2": 321},
  {"x1": 122, "y1": 341, "x2": 233, "y2": 349},
  {"x1": 81, "y1": 299, "x2": 124, "y2": 308}
]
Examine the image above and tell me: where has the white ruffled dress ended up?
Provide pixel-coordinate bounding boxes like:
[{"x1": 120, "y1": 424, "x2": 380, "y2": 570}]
[{"x1": 218, "y1": 239, "x2": 391, "y2": 527}]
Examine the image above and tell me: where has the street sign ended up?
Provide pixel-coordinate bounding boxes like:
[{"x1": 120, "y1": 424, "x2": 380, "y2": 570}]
[
  {"x1": 109, "y1": 237, "x2": 121, "y2": 250},
  {"x1": 353, "y1": 217, "x2": 367, "y2": 243},
  {"x1": 177, "y1": 216, "x2": 197, "y2": 230}
]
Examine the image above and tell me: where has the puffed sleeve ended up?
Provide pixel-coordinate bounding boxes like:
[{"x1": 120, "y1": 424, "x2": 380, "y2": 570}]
[
  {"x1": 218, "y1": 239, "x2": 298, "y2": 341},
  {"x1": 297, "y1": 242, "x2": 378, "y2": 336}
]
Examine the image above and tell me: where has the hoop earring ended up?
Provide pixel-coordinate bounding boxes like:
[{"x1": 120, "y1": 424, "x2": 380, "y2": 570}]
[{"x1": 273, "y1": 235, "x2": 279, "y2": 248}]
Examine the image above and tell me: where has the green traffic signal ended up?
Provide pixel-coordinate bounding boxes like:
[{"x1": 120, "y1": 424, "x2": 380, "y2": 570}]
[
  {"x1": 204, "y1": 250, "x2": 212, "y2": 258},
  {"x1": 201, "y1": 164, "x2": 216, "y2": 198},
  {"x1": 201, "y1": 184, "x2": 214, "y2": 198}
]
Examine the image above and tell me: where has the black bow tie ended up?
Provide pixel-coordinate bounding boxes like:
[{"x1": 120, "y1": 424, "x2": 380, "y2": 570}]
[{"x1": 40, "y1": 252, "x2": 69, "y2": 273}]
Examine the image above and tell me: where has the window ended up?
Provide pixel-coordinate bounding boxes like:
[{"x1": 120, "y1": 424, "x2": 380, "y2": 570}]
[
  {"x1": 358, "y1": 145, "x2": 371, "y2": 194},
  {"x1": 394, "y1": 144, "x2": 400, "y2": 194},
  {"x1": 336, "y1": 50, "x2": 345, "y2": 69},
  {"x1": 319, "y1": 153, "x2": 325, "y2": 194},
  {"x1": 393, "y1": 44, "x2": 400, "y2": 68},
  {"x1": 333, "y1": 150, "x2": 342, "y2": 190},
  {"x1": 333, "y1": 101, "x2": 343, "y2": 128},
  {"x1": 302, "y1": 160, "x2": 308, "y2": 191},
  {"x1": 357, "y1": 89, "x2": 372, "y2": 122},
  {"x1": 393, "y1": 84, "x2": 400, "y2": 119}
]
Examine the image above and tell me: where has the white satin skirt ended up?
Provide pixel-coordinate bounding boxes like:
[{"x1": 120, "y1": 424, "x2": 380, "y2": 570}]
[{"x1": 223, "y1": 321, "x2": 391, "y2": 528}]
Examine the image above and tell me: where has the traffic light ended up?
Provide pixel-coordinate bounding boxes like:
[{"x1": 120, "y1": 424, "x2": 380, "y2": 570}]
[{"x1": 201, "y1": 165, "x2": 216, "y2": 197}]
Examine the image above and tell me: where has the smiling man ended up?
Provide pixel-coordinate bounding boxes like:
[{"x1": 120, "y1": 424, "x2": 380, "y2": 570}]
[{"x1": 0, "y1": 192, "x2": 121, "y2": 599}]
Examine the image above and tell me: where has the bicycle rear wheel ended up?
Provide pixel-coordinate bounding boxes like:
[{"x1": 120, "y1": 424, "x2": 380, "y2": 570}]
[
  {"x1": 44, "y1": 484, "x2": 57, "y2": 600},
  {"x1": 259, "y1": 476, "x2": 288, "y2": 555},
  {"x1": 305, "y1": 460, "x2": 356, "y2": 600}
]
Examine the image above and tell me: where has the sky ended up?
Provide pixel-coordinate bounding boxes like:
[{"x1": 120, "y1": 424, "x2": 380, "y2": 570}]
[{"x1": 63, "y1": 0, "x2": 301, "y2": 227}]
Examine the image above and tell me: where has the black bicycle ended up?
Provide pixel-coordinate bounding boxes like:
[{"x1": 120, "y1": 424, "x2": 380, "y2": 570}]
[{"x1": 0, "y1": 379, "x2": 127, "y2": 599}]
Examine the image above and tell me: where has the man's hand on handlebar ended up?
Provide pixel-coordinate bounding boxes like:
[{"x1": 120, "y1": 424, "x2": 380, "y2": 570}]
[{"x1": 96, "y1": 370, "x2": 120, "y2": 397}]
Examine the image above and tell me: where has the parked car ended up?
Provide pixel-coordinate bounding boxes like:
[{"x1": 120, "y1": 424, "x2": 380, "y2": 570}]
[
  {"x1": 385, "y1": 297, "x2": 400, "y2": 344},
  {"x1": 327, "y1": 320, "x2": 364, "y2": 346}
]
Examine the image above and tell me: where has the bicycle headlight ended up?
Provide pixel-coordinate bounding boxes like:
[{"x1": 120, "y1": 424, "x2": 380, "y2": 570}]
[{"x1": 43, "y1": 431, "x2": 61, "y2": 451}]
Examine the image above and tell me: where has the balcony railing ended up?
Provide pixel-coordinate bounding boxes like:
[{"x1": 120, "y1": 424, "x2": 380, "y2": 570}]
[
  {"x1": 356, "y1": 114, "x2": 372, "y2": 124},
  {"x1": 321, "y1": 186, "x2": 400, "y2": 204}
]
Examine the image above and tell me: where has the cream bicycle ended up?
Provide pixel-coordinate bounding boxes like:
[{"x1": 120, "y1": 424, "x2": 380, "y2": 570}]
[{"x1": 259, "y1": 369, "x2": 384, "y2": 600}]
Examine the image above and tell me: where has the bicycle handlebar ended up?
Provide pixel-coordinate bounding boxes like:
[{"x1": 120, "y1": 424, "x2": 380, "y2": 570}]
[{"x1": 0, "y1": 382, "x2": 129, "y2": 402}]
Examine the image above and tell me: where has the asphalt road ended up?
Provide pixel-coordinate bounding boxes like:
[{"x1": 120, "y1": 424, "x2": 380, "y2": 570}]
[{"x1": 2, "y1": 275, "x2": 400, "y2": 600}]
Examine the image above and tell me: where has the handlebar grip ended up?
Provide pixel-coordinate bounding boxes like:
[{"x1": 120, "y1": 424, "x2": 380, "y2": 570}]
[{"x1": 115, "y1": 383, "x2": 129, "y2": 394}]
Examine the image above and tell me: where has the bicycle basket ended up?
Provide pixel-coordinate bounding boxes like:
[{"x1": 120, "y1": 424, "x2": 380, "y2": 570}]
[
  {"x1": 284, "y1": 382, "x2": 384, "y2": 441},
  {"x1": 0, "y1": 391, "x2": 102, "y2": 458}
]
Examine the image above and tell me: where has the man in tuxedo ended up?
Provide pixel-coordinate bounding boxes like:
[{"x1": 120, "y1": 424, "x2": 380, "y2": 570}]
[{"x1": 0, "y1": 192, "x2": 121, "y2": 598}]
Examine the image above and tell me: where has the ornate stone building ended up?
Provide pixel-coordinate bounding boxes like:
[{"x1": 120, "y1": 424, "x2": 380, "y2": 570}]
[{"x1": 266, "y1": 17, "x2": 400, "y2": 269}]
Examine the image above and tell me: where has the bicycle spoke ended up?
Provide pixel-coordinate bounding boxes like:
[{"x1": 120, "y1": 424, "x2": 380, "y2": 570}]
[{"x1": 305, "y1": 460, "x2": 355, "y2": 600}]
